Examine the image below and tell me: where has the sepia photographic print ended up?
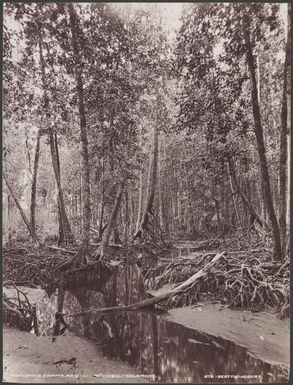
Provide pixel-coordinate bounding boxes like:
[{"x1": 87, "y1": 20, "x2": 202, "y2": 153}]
[{"x1": 2, "y1": 1, "x2": 291, "y2": 383}]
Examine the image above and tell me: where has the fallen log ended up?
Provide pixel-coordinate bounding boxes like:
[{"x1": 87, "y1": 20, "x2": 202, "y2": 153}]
[{"x1": 66, "y1": 251, "x2": 227, "y2": 317}]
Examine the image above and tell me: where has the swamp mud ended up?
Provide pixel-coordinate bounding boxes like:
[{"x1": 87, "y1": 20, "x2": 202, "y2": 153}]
[{"x1": 24, "y1": 265, "x2": 289, "y2": 383}]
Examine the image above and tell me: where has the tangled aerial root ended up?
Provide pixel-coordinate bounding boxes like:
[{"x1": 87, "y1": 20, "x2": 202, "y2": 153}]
[
  {"x1": 3, "y1": 246, "x2": 67, "y2": 287},
  {"x1": 3, "y1": 281, "x2": 39, "y2": 333},
  {"x1": 144, "y1": 252, "x2": 289, "y2": 315},
  {"x1": 3, "y1": 244, "x2": 289, "y2": 318}
]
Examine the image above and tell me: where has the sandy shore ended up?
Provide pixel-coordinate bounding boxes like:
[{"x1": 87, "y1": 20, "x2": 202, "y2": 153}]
[
  {"x1": 166, "y1": 302, "x2": 290, "y2": 368},
  {"x1": 3, "y1": 326, "x2": 151, "y2": 383}
]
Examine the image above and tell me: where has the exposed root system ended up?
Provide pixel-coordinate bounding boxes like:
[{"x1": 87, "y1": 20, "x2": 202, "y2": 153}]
[
  {"x1": 3, "y1": 281, "x2": 39, "y2": 334},
  {"x1": 144, "y1": 252, "x2": 289, "y2": 315},
  {"x1": 3, "y1": 243, "x2": 289, "y2": 318}
]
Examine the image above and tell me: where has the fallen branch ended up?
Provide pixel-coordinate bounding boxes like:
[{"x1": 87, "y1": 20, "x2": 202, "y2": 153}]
[{"x1": 66, "y1": 251, "x2": 226, "y2": 317}]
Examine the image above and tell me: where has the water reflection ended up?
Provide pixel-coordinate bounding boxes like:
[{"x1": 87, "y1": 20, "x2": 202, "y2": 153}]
[
  {"x1": 38, "y1": 265, "x2": 287, "y2": 383},
  {"x1": 92, "y1": 311, "x2": 286, "y2": 383}
]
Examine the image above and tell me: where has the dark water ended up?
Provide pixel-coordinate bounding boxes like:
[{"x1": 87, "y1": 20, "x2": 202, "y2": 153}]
[
  {"x1": 89, "y1": 311, "x2": 287, "y2": 383},
  {"x1": 38, "y1": 265, "x2": 288, "y2": 383}
]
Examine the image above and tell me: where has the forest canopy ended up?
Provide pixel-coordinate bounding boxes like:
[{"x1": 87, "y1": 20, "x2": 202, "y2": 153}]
[{"x1": 3, "y1": 2, "x2": 290, "y2": 262}]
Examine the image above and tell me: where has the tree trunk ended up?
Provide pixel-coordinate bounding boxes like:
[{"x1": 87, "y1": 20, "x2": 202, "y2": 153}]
[
  {"x1": 228, "y1": 159, "x2": 264, "y2": 228},
  {"x1": 162, "y1": 139, "x2": 170, "y2": 233},
  {"x1": 48, "y1": 131, "x2": 73, "y2": 244},
  {"x1": 129, "y1": 192, "x2": 135, "y2": 238},
  {"x1": 136, "y1": 167, "x2": 144, "y2": 233},
  {"x1": 158, "y1": 135, "x2": 165, "y2": 231},
  {"x1": 135, "y1": 107, "x2": 144, "y2": 234},
  {"x1": 243, "y1": 17, "x2": 282, "y2": 260},
  {"x1": 30, "y1": 130, "x2": 41, "y2": 233},
  {"x1": 214, "y1": 198, "x2": 225, "y2": 243},
  {"x1": 279, "y1": 6, "x2": 290, "y2": 257},
  {"x1": 124, "y1": 189, "x2": 129, "y2": 241},
  {"x1": 4, "y1": 175, "x2": 40, "y2": 246},
  {"x1": 38, "y1": 39, "x2": 73, "y2": 245},
  {"x1": 134, "y1": 124, "x2": 159, "y2": 239},
  {"x1": 54, "y1": 133, "x2": 73, "y2": 244},
  {"x1": 95, "y1": 181, "x2": 125, "y2": 259},
  {"x1": 69, "y1": 3, "x2": 91, "y2": 260},
  {"x1": 53, "y1": 288, "x2": 65, "y2": 336},
  {"x1": 7, "y1": 195, "x2": 12, "y2": 247},
  {"x1": 99, "y1": 158, "x2": 105, "y2": 240}
]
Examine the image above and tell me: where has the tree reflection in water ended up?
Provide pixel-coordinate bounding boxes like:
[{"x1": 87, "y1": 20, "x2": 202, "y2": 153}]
[{"x1": 41, "y1": 265, "x2": 287, "y2": 383}]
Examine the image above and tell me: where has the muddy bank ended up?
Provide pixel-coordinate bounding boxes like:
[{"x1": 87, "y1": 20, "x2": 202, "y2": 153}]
[
  {"x1": 3, "y1": 326, "x2": 151, "y2": 383},
  {"x1": 165, "y1": 302, "x2": 290, "y2": 368}
]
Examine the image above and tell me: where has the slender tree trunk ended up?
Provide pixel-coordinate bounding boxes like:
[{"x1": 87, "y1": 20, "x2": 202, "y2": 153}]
[
  {"x1": 129, "y1": 192, "x2": 135, "y2": 238},
  {"x1": 124, "y1": 189, "x2": 129, "y2": 241},
  {"x1": 4, "y1": 175, "x2": 40, "y2": 245},
  {"x1": 69, "y1": 194, "x2": 73, "y2": 230},
  {"x1": 79, "y1": 169, "x2": 83, "y2": 233},
  {"x1": 227, "y1": 161, "x2": 241, "y2": 228},
  {"x1": 279, "y1": 6, "x2": 290, "y2": 257},
  {"x1": 158, "y1": 136, "x2": 165, "y2": 231},
  {"x1": 69, "y1": 3, "x2": 91, "y2": 259},
  {"x1": 74, "y1": 193, "x2": 78, "y2": 235},
  {"x1": 47, "y1": 130, "x2": 73, "y2": 244},
  {"x1": 7, "y1": 195, "x2": 12, "y2": 247},
  {"x1": 183, "y1": 156, "x2": 196, "y2": 238},
  {"x1": 134, "y1": 124, "x2": 159, "y2": 239},
  {"x1": 163, "y1": 139, "x2": 170, "y2": 233},
  {"x1": 54, "y1": 133, "x2": 72, "y2": 244},
  {"x1": 53, "y1": 288, "x2": 65, "y2": 336},
  {"x1": 228, "y1": 158, "x2": 264, "y2": 229},
  {"x1": 135, "y1": 127, "x2": 144, "y2": 234},
  {"x1": 45, "y1": 42, "x2": 74, "y2": 244},
  {"x1": 124, "y1": 266, "x2": 130, "y2": 306},
  {"x1": 136, "y1": 168, "x2": 144, "y2": 233},
  {"x1": 95, "y1": 181, "x2": 125, "y2": 259},
  {"x1": 38, "y1": 39, "x2": 73, "y2": 245},
  {"x1": 99, "y1": 201, "x2": 104, "y2": 241},
  {"x1": 30, "y1": 130, "x2": 41, "y2": 232},
  {"x1": 99, "y1": 158, "x2": 105, "y2": 240},
  {"x1": 214, "y1": 198, "x2": 225, "y2": 243},
  {"x1": 243, "y1": 17, "x2": 282, "y2": 260}
]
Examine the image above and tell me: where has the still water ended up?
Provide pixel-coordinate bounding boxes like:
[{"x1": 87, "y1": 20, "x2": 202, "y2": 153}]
[{"x1": 37, "y1": 265, "x2": 287, "y2": 383}]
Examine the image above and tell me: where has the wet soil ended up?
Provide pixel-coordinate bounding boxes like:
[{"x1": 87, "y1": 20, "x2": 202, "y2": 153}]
[
  {"x1": 3, "y1": 325, "x2": 151, "y2": 383},
  {"x1": 166, "y1": 302, "x2": 290, "y2": 367}
]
